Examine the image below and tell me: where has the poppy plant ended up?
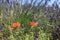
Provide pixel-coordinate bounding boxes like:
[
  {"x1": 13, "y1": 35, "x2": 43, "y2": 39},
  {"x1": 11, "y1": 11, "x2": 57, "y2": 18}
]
[
  {"x1": 12, "y1": 22, "x2": 21, "y2": 28},
  {"x1": 30, "y1": 21, "x2": 37, "y2": 27}
]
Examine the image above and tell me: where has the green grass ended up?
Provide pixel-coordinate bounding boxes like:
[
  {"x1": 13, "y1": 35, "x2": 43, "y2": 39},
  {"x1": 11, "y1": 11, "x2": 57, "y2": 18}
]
[{"x1": 0, "y1": 3, "x2": 60, "y2": 40}]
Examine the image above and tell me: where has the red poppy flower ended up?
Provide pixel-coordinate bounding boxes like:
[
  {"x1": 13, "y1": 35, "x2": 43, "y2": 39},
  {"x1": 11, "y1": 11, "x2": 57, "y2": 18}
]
[
  {"x1": 12, "y1": 22, "x2": 21, "y2": 28},
  {"x1": 30, "y1": 21, "x2": 37, "y2": 27}
]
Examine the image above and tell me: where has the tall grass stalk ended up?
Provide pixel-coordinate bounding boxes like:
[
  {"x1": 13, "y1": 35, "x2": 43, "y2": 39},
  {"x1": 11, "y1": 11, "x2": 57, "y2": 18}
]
[{"x1": 7, "y1": 10, "x2": 15, "y2": 40}]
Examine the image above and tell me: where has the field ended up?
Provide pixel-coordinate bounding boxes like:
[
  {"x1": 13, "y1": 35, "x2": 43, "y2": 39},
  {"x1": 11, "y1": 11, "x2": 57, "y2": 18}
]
[{"x1": 0, "y1": 1, "x2": 60, "y2": 40}]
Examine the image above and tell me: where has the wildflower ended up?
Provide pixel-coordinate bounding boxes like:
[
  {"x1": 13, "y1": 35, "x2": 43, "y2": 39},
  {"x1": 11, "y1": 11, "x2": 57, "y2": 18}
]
[
  {"x1": 30, "y1": 21, "x2": 37, "y2": 27},
  {"x1": 12, "y1": 22, "x2": 21, "y2": 28}
]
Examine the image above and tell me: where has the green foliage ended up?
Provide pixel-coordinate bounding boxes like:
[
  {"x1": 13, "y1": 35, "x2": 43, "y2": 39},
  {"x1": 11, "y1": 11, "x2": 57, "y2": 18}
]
[{"x1": 0, "y1": 2, "x2": 60, "y2": 40}]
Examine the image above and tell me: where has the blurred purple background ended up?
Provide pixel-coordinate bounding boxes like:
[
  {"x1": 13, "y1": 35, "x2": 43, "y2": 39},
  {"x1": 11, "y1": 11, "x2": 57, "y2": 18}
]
[{"x1": 0, "y1": 0, "x2": 60, "y2": 7}]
